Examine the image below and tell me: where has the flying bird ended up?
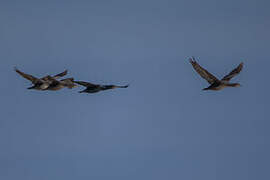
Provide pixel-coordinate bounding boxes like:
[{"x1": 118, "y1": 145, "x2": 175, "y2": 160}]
[
  {"x1": 74, "y1": 81, "x2": 129, "y2": 93},
  {"x1": 15, "y1": 68, "x2": 68, "y2": 90},
  {"x1": 189, "y1": 57, "x2": 243, "y2": 91}
]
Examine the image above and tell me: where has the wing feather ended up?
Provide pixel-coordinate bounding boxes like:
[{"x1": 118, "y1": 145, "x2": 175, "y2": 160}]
[
  {"x1": 14, "y1": 68, "x2": 40, "y2": 83},
  {"x1": 189, "y1": 58, "x2": 219, "y2": 84},
  {"x1": 222, "y1": 62, "x2": 243, "y2": 82},
  {"x1": 53, "y1": 70, "x2": 68, "y2": 79},
  {"x1": 41, "y1": 70, "x2": 68, "y2": 80}
]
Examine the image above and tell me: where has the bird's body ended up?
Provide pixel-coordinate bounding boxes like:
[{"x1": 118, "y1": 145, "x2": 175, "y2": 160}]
[
  {"x1": 79, "y1": 85, "x2": 102, "y2": 93},
  {"x1": 202, "y1": 81, "x2": 240, "y2": 91},
  {"x1": 27, "y1": 81, "x2": 50, "y2": 90},
  {"x1": 74, "y1": 81, "x2": 129, "y2": 93},
  {"x1": 189, "y1": 57, "x2": 243, "y2": 91}
]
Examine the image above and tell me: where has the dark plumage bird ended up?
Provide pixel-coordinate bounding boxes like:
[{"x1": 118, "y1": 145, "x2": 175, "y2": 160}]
[
  {"x1": 15, "y1": 68, "x2": 68, "y2": 90},
  {"x1": 74, "y1": 81, "x2": 129, "y2": 93},
  {"x1": 189, "y1": 57, "x2": 243, "y2": 91}
]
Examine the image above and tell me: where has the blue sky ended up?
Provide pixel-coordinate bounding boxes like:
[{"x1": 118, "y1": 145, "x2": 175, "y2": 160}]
[{"x1": 0, "y1": 0, "x2": 270, "y2": 180}]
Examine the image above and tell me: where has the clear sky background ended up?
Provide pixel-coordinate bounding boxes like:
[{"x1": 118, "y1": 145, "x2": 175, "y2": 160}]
[{"x1": 0, "y1": 0, "x2": 270, "y2": 180}]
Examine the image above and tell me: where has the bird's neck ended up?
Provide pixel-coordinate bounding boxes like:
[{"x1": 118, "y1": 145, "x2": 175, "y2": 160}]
[{"x1": 226, "y1": 83, "x2": 240, "y2": 87}]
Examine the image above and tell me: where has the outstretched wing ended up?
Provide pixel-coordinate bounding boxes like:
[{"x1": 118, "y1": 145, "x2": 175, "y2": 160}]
[
  {"x1": 74, "y1": 81, "x2": 98, "y2": 88},
  {"x1": 14, "y1": 68, "x2": 40, "y2": 83},
  {"x1": 222, "y1": 62, "x2": 243, "y2": 82},
  {"x1": 61, "y1": 78, "x2": 74, "y2": 82},
  {"x1": 53, "y1": 70, "x2": 68, "y2": 79},
  {"x1": 41, "y1": 70, "x2": 68, "y2": 80},
  {"x1": 189, "y1": 57, "x2": 219, "y2": 84}
]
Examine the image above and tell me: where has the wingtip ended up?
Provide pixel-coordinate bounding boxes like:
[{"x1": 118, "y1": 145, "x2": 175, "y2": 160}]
[
  {"x1": 189, "y1": 56, "x2": 196, "y2": 63},
  {"x1": 239, "y1": 62, "x2": 244, "y2": 69},
  {"x1": 61, "y1": 69, "x2": 68, "y2": 76},
  {"x1": 14, "y1": 67, "x2": 21, "y2": 74}
]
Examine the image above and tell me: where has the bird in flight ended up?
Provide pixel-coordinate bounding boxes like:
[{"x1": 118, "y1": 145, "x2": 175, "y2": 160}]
[
  {"x1": 15, "y1": 68, "x2": 69, "y2": 90},
  {"x1": 189, "y1": 57, "x2": 243, "y2": 91},
  {"x1": 74, "y1": 81, "x2": 129, "y2": 93}
]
